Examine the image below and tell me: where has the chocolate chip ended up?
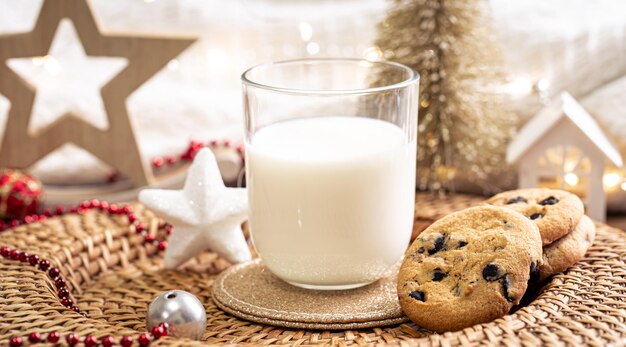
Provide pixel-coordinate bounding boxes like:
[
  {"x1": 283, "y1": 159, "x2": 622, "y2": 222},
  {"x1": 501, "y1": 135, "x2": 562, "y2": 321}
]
[
  {"x1": 539, "y1": 196, "x2": 559, "y2": 206},
  {"x1": 529, "y1": 213, "x2": 544, "y2": 220},
  {"x1": 417, "y1": 247, "x2": 425, "y2": 254},
  {"x1": 529, "y1": 260, "x2": 540, "y2": 283},
  {"x1": 482, "y1": 263, "x2": 503, "y2": 281},
  {"x1": 428, "y1": 235, "x2": 446, "y2": 255},
  {"x1": 506, "y1": 196, "x2": 527, "y2": 204},
  {"x1": 457, "y1": 240, "x2": 468, "y2": 248},
  {"x1": 432, "y1": 270, "x2": 448, "y2": 282},
  {"x1": 409, "y1": 291, "x2": 425, "y2": 302},
  {"x1": 501, "y1": 276, "x2": 515, "y2": 302}
]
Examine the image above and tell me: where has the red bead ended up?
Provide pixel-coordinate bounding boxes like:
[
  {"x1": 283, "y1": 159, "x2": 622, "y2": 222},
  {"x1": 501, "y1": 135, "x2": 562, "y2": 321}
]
[
  {"x1": 101, "y1": 336, "x2": 115, "y2": 347},
  {"x1": 18, "y1": 252, "x2": 29, "y2": 262},
  {"x1": 28, "y1": 332, "x2": 41, "y2": 343},
  {"x1": 190, "y1": 140, "x2": 204, "y2": 149},
  {"x1": 84, "y1": 335, "x2": 97, "y2": 347},
  {"x1": 49, "y1": 267, "x2": 60, "y2": 278},
  {"x1": 80, "y1": 201, "x2": 91, "y2": 209},
  {"x1": 151, "y1": 326, "x2": 165, "y2": 339},
  {"x1": 29, "y1": 254, "x2": 40, "y2": 266},
  {"x1": 236, "y1": 144, "x2": 245, "y2": 154},
  {"x1": 144, "y1": 234, "x2": 155, "y2": 243},
  {"x1": 90, "y1": 199, "x2": 101, "y2": 208},
  {"x1": 135, "y1": 222, "x2": 146, "y2": 233},
  {"x1": 70, "y1": 306, "x2": 80, "y2": 313},
  {"x1": 38, "y1": 259, "x2": 51, "y2": 271},
  {"x1": 24, "y1": 215, "x2": 34, "y2": 224},
  {"x1": 66, "y1": 333, "x2": 79, "y2": 346},
  {"x1": 61, "y1": 298, "x2": 73, "y2": 307},
  {"x1": 127, "y1": 214, "x2": 137, "y2": 223},
  {"x1": 108, "y1": 204, "x2": 119, "y2": 214},
  {"x1": 164, "y1": 224, "x2": 173, "y2": 234},
  {"x1": 9, "y1": 336, "x2": 23, "y2": 347},
  {"x1": 158, "y1": 241, "x2": 167, "y2": 251},
  {"x1": 223, "y1": 139, "x2": 232, "y2": 147},
  {"x1": 99, "y1": 201, "x2": 109, "y2": 210},
  {"x1": 58, "y1": 288, "x2": 70, "y2": 299},
  {"x1": 10, "y1": 249, "x2": 20, "y2": 260},
  {"x1": 55, "y1": 278, "x2": 66, "y2": 289},
  {"x1": 166, "y1": 155, "x2": 177, "y2": 165},
  {"x1": 209, "y1": 139, "x2": 218, "y2": 147},
  {"x1": 119, "y1": 336, "x2": 133, "y2": 347},
  {"x1": 18, "y1": 252, "x2": 28, "y2": 262},
  {"x1": 1, "y1": 247, "x2": 10, "y2": 257},
  {"x1": 38, "y1": 215, "x2": 47, "y2": 221},
  {"x1": 10, "y1": 220, "x2": 20, "y2": 227},
  {"x1": 121, "y1": 206, "x2": 133, "y2": 215},
  {"x1": 43, "y1": 208, "x2": 53, "y2": 217},
  {"x1": 138, "y1": 332, "x2": 151, "y2": 346},
  {"x1": 47, "y1": 331, "x2": 60, "y2": 343},
  {"x1": 69, "y1": 207, "x2": 78, "y2": 213},
  {"x1": 55, "y1": 205, "x2": 65, "y2": 215},
  {"x1": 158, "y1": 322, "x2": 169, "y2": 331},
  {"x1": 152, "y1": 157, "x2": 164, "y2": 168}
]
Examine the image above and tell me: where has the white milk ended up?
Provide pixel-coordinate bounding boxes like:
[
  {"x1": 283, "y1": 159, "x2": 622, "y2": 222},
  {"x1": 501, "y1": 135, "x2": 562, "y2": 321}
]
[{"x1": 246, "y1": 116, "x2": 416, "y2": 289}]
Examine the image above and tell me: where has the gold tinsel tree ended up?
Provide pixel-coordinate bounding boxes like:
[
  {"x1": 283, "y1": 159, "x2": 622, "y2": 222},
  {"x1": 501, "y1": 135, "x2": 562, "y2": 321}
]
[{"x1": 376, "y1": 0, "x2": 516, "y2": 193}]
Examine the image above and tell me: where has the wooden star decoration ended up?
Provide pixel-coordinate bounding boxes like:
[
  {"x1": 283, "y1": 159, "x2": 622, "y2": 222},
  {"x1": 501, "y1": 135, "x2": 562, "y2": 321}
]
[{"x1": 0, "y1": 0, "x2": 196, "y2": 186}]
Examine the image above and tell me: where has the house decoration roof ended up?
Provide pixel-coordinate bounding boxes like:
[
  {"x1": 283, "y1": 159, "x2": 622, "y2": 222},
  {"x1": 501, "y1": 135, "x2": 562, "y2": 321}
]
[{"x1": 507, "y1": 91, "x2": 623, "y2": 167}]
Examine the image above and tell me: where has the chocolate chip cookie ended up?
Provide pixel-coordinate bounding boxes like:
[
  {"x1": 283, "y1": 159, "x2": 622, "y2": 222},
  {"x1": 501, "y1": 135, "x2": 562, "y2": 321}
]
[
  {"x1": 397, "y1": 206, "x2": 542, "y2": 332},
  {"x1": 485, "y1": 188, "x2": 584, "y2": 246},
  {"x1": 540, "y1": 215, "x2": 595, "y2": 280}
]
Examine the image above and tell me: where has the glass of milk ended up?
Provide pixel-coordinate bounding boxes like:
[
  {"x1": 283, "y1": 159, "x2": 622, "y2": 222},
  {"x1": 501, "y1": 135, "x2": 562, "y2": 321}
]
[{"x1": 242, "y1": 58, "x2": 419, "y2": 290}]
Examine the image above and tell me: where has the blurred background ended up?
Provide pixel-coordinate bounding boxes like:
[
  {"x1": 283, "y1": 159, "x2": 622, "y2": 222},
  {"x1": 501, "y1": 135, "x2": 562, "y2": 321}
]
[{"x1": 0, "y1": 0, "x2": 624, "y2": 219}]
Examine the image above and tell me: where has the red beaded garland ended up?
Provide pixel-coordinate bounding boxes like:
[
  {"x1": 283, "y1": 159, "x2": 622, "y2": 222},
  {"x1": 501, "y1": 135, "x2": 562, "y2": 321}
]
[
  {"x1": 55, "y1": 278, "x2": 66, "y2": 289},
  {"x1": 84, "y1": 335, "x2": 98, "y2": 347},
  {"x1": 38, "y1": 259, "x2": 50, "y2": 271},
  {"x1": 66, "y1": 333, "x2": 79, "y2": 346},
  {"x1": 27, "y1": 332, "x2": 40, "y2": 343},
  {"x1": 151, "y1": 326, "x2": 166, "y2": 339},
  {"x1": 58, "y1": 288, "x2": 70, "y2": 299},
  {"x1": 18, "y1": 251, "x2": 29, "y2": 262},
  {"x1": 49, "y1": 267, "x2": 60, "y2": 278},
  {"x1": 137, "y1": 332, "x2": 151, "y2": 346},
  {"x1": 9, "y1": 336, "x2": 23, "y2": 347},
  {"x1": 101, "y1": 336, "x2": 115, "y2": 347},
  {"x1": 28, "y1": 254, "x2": 40, "y2": 266},
  {"x1": 1, "y1": 199, "x2": 173, "y2": 345},
  {"x1": 47, "y1": 331, "x2": 60, "y2": 343},
  {"x1": 119, "y1": 336, "x2": 133, "y2": 347}
]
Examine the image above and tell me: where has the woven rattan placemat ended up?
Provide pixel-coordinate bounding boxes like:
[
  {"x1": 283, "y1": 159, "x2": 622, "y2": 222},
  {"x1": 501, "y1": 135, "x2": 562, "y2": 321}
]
[{"x1": 1, "y1": 193, "x2": 626, "y2": 346}]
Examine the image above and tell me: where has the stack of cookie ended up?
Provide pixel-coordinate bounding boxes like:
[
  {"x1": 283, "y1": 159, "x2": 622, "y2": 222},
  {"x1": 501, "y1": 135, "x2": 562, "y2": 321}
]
[{"x1": 398, "y1": 188, "x2": 595, "y2": 332}]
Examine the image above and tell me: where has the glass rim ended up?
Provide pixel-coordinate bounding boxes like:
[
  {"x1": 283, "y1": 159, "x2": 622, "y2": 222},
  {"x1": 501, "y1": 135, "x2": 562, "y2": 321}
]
[{"x1": 241, "y1": 58, "x2": 419, "y2": 95}]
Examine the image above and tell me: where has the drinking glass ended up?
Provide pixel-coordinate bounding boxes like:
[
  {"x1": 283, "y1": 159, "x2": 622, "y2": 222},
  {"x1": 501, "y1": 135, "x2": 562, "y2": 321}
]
[{"x1": 242, "y1": 58, "x2": 419, "y2": 290}]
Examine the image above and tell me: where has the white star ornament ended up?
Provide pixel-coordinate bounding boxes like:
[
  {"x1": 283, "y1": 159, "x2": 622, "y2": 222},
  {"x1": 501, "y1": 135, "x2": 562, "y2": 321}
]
[{"x1": 139, "y1": 148, "x2": 251, "y2": 269}]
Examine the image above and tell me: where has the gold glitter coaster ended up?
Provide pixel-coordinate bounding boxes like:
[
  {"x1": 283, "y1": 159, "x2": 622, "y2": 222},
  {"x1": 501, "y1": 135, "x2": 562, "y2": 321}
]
[{"x1": 211, "y1": 259, "x2": 409, "y2": 330}]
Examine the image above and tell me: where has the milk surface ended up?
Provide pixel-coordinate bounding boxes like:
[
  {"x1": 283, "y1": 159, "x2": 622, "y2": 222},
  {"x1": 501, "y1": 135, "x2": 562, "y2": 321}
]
[{"x1": 246, "y1": 116, "x2": 416, "y2": 288}]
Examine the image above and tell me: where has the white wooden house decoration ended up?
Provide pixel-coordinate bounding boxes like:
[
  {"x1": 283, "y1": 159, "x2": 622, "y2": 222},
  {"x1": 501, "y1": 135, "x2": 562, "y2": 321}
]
[{"x1": 507, "y1": 92, "x2": 623, "y2": 221}]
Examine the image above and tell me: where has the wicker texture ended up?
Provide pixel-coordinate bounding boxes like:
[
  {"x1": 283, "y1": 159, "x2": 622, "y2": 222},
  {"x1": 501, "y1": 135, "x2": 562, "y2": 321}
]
[{"x1": 0, "y1": 193, "x2": 625, "y2": 346}]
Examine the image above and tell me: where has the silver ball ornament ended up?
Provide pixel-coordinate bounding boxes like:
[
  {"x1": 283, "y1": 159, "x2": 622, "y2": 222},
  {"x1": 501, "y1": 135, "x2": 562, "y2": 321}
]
[{"x1": 147, "y1": 290, "x2": 207, "y2": 340}]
